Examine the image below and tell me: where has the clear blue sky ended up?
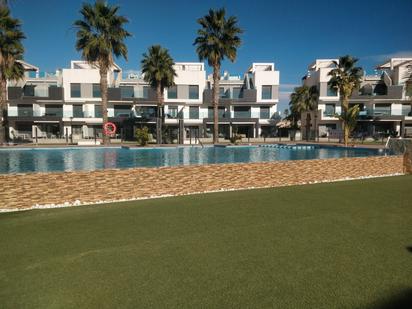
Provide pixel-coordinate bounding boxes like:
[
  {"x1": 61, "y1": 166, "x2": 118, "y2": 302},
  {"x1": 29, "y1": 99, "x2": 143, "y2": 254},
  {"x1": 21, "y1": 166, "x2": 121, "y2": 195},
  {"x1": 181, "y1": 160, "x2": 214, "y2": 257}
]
[{"x1": 9, "y1": 0, "x2": 412, "y2": 111}]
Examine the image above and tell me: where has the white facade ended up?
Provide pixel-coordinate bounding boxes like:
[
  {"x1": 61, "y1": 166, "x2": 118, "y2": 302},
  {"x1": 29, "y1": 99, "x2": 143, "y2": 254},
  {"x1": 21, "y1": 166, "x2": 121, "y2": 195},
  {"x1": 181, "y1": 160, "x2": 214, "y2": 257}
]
[
  {"x1": 7, "y1": 60, "x2": 281, "y2": 142},
  {"x1": 301, "y1": 58, "x2": 412, "y2": 139}
]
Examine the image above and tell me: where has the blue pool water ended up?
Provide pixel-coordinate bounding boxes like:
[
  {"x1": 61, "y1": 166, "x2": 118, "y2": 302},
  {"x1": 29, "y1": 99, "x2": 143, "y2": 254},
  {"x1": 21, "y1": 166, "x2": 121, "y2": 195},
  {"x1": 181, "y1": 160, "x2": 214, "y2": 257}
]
[{"x1": 0, "y1": 145, "x2": 387, "y2": 174}]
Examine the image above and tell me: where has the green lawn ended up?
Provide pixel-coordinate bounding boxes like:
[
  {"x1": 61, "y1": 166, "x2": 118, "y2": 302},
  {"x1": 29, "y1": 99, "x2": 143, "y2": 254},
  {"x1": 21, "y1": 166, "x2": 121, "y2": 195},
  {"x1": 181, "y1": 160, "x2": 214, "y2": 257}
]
[{"x1": 1, "y1": 176, "x2": 411, "y2": 308}]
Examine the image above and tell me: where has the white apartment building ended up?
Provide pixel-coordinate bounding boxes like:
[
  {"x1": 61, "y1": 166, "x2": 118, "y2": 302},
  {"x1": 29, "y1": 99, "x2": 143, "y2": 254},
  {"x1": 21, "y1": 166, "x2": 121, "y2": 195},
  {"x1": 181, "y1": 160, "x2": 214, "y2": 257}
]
[
  {"x1": 6, "y1": 60, "x2": 280, "y2": 143},
  {"x1": 301, "y1": 58, "x2": 412, "y2": 139}
]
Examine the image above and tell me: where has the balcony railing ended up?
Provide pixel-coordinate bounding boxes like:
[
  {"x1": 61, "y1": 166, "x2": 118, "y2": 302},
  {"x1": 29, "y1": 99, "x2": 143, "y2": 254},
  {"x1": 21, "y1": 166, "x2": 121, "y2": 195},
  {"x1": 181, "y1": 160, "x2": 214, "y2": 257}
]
[
  {"x1": 207, "y1": 114, "x2": 230, "y2": 120},
  {"x1": 323, "y1": 111, "x2": 336, "y2": 117},
  {"x1": 8, "y1": 86, "x2": 64, "y2": 100},
  {"x1": 233, "y1": 111, "x2": 251, "y2": 118},
  {"x1": 203, "y1": 89, "x2": 257, "y2": 103}
]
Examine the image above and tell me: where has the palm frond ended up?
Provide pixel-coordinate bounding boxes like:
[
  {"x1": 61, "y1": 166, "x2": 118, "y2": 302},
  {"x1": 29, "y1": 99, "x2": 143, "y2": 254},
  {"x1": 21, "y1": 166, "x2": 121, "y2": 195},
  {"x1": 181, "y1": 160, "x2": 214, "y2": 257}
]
[
  {"x1": 328, "y1": 55, "x2": 363, "y2": 100},
  {"x1": 141, "y1": 45, "x2": 176, "y2": 93},
  {"x1": 0, "y1": 6, "x2": 25, "y2": 82},
  {"x1": 73, "y1": 1, "x2": 131, "y2": 70},
  {"x1": 193, "y1": 8, "x2": 242, "y2": 67}
]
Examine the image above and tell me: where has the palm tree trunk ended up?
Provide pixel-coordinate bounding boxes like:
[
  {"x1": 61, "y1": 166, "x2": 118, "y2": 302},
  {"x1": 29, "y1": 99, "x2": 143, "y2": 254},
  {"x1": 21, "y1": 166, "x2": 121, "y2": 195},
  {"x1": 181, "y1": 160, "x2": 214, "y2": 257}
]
[
  {"x1": 100, "y1": 66, "x2": 109, "y2": 145},
  {"x1": 156, "y1": 85, "x2": 164, "y2": 145},
  {"x1": 212, "y1": 64, "x2": 220, "y2": 144},
  {"x1": 305, "y1": 113, "x2": 311, "y2": 141},
  {"x1": 341, "y1": 96, "x2": 349, "y2": 146},
  {"x1": 0, "y1": 78, "x2": 7, "y2": 144},
  {"x1": 343, "y1": 124, "x2": 350, "y2": 146}
]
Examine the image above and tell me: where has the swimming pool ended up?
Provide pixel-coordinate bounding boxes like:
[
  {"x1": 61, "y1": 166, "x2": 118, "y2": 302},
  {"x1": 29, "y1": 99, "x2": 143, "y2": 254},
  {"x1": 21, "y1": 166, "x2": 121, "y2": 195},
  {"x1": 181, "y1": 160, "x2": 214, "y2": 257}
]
[{"x1": 0, "y1": 145, "x2": 388, "y2": 174}]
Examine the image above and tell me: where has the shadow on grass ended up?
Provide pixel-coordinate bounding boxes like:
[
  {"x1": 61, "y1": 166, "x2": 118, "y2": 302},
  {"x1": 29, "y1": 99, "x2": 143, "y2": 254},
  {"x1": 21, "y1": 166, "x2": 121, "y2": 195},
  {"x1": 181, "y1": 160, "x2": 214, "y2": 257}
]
[
  {"x1": 406, "y1": 246, "x2": 412, "y2": 253},
  {"x1": 363, "y1": 289, "x2": 412, "y2": 309}
]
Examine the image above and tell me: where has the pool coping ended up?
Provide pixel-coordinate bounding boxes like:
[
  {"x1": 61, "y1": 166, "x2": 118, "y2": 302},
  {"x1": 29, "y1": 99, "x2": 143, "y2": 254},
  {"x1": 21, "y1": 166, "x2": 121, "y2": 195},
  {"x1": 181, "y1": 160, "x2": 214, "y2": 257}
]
[
  {"x1": 0, "y1": 172, "x2": 404, "y2": 213},
  {"x1": 0, "y1": 155, "x2": 405, "y2": 211}
]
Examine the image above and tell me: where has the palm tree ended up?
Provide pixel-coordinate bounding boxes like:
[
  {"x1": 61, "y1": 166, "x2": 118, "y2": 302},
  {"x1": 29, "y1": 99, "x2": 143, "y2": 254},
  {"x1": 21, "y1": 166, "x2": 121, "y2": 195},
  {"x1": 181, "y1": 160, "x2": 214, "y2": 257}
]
[
  {"x1": 0, "y1": 6, "x2": 25, "y2": 144},
  {"x1": 74, "y1": 1, "x2": 131, "y2": 145},
  {"x1": 289, "y1": 85, "x2": 318, "y2": 140},
  {"x1": 338, "y1": 105, "x2": 360, "y2": 143},
  {"x1": 194, "y1": 8, "x2": 242, "y2": 144},
  {"x1": 328, "y1": 55, "x2": 363, "y2": 146},
  {"x1": 141, "y1": 45, "x2": 176, "y2": 144}
]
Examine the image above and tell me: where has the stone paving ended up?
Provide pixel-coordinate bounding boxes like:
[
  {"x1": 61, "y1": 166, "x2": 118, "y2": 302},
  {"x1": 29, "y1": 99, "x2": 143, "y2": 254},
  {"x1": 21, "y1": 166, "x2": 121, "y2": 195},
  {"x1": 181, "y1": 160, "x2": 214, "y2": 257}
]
[{"x1": 0, "y1": 156, "x2": 404, "y2": 210}]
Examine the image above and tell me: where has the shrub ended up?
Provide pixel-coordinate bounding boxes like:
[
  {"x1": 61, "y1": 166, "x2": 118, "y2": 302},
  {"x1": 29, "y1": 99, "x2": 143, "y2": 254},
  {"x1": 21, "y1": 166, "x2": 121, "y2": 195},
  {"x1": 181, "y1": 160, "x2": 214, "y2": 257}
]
[
  {"x1": 136, "y1": 126, "x2": 150, "y2": 146},
  {"x1": 230, "y1": 134, "x2": 242, "y2": 144}
]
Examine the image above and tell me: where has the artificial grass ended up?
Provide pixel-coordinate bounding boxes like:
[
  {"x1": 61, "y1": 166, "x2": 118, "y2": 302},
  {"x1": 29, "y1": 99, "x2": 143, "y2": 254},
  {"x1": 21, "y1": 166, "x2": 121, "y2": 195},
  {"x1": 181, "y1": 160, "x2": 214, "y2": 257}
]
[{"x1": 0, "y1": 176, "x2": 411, "y2": 308}]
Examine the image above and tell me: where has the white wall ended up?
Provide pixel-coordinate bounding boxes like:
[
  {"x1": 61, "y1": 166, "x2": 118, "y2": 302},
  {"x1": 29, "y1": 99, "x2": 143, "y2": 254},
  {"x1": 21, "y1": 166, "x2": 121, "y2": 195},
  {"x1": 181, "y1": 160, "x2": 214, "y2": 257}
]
[
  {"x1": 63, "y1": 104, "x2": 72, "y2": 118},
  {"x1": 392, "y1": 103, "x2": 402, "y2": 116},
  {"x1": 7, "y1": 104, "x2": 17, "y2": 117},
  {"x1": 319, "y1": 68, "x2": 334, "y2": 82},
  {"x1": 254, "y1": 70, "x2": 280, "y2": 103},
  {"x1": 62, "y1": 68, "x2": 109, "y2": 102},
  {"x1": 164, "y1": 63, "x2": 206, "y2": 104},
  {"x1": 251, "y1": 106, "x2": 260, "y2": 118}
]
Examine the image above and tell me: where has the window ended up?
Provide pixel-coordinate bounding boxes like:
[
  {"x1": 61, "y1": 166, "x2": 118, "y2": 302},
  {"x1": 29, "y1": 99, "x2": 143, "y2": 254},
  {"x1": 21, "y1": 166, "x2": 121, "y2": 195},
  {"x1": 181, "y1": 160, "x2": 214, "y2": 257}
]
[
  {"x1": 71, "y1": 83, "x2": 81, "y2": 98},
  {"x1": 234, "y1": 106, "x2": 251, "y2": 118},
  {"x1": 232, "y1": 87, "x2": 242, "y2": 99},
  {"x1": 189, "y1": 106, "x2": 199, "y2": 119},
  {"x1": 17, "y1": 104, "x2": 33, "y2": 117},
  {"x1": 406, "y1": 82, "x2": 412, "y2": 97},
  {"x1": 374, "y1": 104, "x2": 391, "y2": 116},
  {"x1": 324, "y1": 104, "x2": 336, "y2": 116},
  {"x1": 120, "y1": 86, "x2": 134, "y2": 98},
  {"x1": 208, "y1": 107, "x2": 226, "y2": 119},
  {"x1": 134, "y1": 106, "x2": 156, "y2": 118},
  {"x1": 34, "y1": 85, "x2": 49, "y2": 97},
  {"x1": 401, "y1": 104, "x2": 411, "y2": 116},
  {"x1": 92, "y1": 84, "x2": 101, "y2": 98},
  {"x1": 260, "y1": 106, "x2": 270, "y2": 119},
  {"x1": 219, "y1": 87, "x2": 226, "y2": 98},
  {"x1": 325, "y1": 124, "x2": 337, "y2": 130},
  {"x1": 73, "y1": 105, "x2": 83, "y2": 118},
  {"x1": 72, "y1": 125, "x2": 83, "y2": 135},
  {"x1": 189, "y1": 85, "x2": 199, "y2": 99},
  {"x1": 114, "y1": 105, "x2": 131, "y2": 117},
  {"x1": 327, "y1": 85, "x2": 338, "y2": 96},
  {"x1": 45, "y1": 104, "x2": 63, "y2": 117},
  {"x1": 143, "y1": 86, "x2": 149, "y2": 99},
  {"x1": 167, "y1": 86, "x2": 177, "y2": 99},
  {"x1": 23, "y1": 85, "x2": 35, "y2": 97},
  {"x1": 95, "y1": 105, "x2": 102, "y2": 118},
  {"x1": 168, "y1": 106, "x2": 178, "y2": 119},
  {"x1": 261, "y1": 86, "x2": 272, "y2": 100}
]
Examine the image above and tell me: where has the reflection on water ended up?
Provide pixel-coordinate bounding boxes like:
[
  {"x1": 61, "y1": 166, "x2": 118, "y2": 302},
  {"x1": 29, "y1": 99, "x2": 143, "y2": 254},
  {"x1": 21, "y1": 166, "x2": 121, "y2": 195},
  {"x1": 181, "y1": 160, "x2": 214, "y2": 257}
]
[{"x1": 0, "y1": 146, "x2": 386, "y2": 174}]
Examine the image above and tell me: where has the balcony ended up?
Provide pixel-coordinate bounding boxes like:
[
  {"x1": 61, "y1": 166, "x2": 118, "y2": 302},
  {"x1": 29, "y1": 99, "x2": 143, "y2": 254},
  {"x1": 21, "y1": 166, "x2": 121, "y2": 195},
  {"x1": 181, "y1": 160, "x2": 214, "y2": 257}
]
[
  {"x1": 350, "y1": 85, "x2": 403, "y2": 100},
  {"x1": 203, "y1": 89, "x2": 257, "y2": 103},
  {"x1": 357, "y1": 109, "x2": 403, "y2": 119},
  {"x1": 233, "y1": 109, "x2": 251, "y2": 118},
  {"x1": 8, "y1": 86, "x2": 64, "y2": 101},
  {"x1": 207, "y1": 113, "x2": 231, "y2": 120}
]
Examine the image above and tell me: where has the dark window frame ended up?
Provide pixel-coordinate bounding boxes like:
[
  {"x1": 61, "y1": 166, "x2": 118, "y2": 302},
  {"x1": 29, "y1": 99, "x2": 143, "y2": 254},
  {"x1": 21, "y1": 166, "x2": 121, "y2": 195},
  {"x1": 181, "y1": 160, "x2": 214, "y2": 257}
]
[
  {"x1": 73, "y1": 104, "x2": 84, "y2": 118},
  {"x1": 189, "y1": 85, "x2": 199, "y2": 100},
  {"x1": 260, "y1": 106, "x2": 270, "y2": 119},
  {"x1": 167, "y1": 86, "x2": 178, "y2": 99},
  {"x1": 262, "y1": 85, "x2": 272, "y2": 100},
  {"x1": 92, "y1": 84, "x2": 101, "y2": 98},
  {"x1": 70, "y1": 83, "x2": 81, "y2": 98},
  {"x1": 189, "y1": 106, "x2": 199, "y2": 119}
]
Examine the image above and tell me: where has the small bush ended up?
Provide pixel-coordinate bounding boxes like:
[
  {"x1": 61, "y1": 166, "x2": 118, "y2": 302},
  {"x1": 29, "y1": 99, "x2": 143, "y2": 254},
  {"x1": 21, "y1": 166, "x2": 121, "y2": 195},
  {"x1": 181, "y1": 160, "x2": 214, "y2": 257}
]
[
  {"x1": 136, "y1": 127, "x2": 150, "y2": 146},
  {"x1": 230, "y1": 134, "x2": 242, "y2": 144}
]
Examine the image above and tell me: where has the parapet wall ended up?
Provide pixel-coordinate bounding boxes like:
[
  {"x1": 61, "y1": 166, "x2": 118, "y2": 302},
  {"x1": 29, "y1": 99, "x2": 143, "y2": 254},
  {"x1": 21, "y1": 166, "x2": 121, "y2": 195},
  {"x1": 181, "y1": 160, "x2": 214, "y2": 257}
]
[{"x1": 0, "y1": 156, "x2": 404, "y2": 210}]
